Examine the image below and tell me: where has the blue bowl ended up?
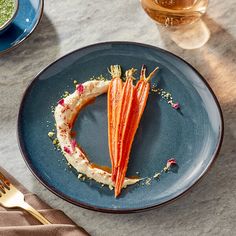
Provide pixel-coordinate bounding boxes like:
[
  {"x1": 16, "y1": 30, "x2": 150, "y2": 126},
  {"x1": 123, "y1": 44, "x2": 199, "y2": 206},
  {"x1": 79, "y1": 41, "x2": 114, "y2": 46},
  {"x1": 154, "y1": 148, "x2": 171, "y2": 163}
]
[
  {"x1": 18, "y1": 42, "x2": 224, "y2": 213},
  {"x1": 0, "y1": 0, "x2": 43, "y2": 55}
]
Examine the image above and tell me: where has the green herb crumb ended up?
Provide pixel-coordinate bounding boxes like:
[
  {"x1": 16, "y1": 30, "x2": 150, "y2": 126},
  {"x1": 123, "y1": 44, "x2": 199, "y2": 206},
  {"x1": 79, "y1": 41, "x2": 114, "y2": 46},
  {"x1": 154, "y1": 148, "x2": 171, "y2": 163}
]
[
  {"x1": 145, "y1": 178, "x2": 152, "y2": 186},
  {"x1": 90, "y1": 75, "x2": 107, "y2": 81},
  {"x1": 48, "y1": 131, "x2": 55, "y2": 138},
  {"x1": 78, "y1": 174, "x2": 83, "y2": 179},
  {"x1": 52, "y1": 138, "x2": 59, "y2": 145},
  {"x1": 153, "y1": 172, "x2": 161, "y2": 179},
  {"x1": 164, "y1": 166, "x2": 168, "y2": 172},
  {"x1": 62, "y1": 91, "x2": 70, "y2": 98}
]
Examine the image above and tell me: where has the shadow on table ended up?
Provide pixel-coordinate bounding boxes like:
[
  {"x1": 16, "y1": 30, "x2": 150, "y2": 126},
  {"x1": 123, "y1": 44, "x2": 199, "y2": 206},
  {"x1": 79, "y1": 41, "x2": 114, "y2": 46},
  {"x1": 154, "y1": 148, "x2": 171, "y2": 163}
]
[
  {"x1": 0, "y1": 13, "x2": 60, "y2": 64},
  {"x1": 158, "y1": 15, "x2": 236, "y2": 67}
]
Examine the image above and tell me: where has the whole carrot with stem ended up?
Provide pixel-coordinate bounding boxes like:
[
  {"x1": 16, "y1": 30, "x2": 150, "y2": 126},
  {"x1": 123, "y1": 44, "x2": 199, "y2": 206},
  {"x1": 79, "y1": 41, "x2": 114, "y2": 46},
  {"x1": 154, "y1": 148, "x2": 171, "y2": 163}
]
[
  {"x1": 113, "y1": 68, "x2": 136, "y2": 182},
  {"x1": 115, "y1": 65, "x2": 158, "y2": 197},
  {"x1": 107, "y1": 65, "x2": 123, "y2": 179}
]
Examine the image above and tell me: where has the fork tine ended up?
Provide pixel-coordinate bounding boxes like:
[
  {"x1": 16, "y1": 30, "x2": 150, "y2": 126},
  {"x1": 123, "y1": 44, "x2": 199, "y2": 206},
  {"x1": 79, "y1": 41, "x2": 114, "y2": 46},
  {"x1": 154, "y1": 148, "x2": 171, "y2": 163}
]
[
  {"x1": 0, "y1": 183, "x2": 6, "y2": 194},
  {"x1": 0, "y1": 171, "x2": 10, "y2": 189}
]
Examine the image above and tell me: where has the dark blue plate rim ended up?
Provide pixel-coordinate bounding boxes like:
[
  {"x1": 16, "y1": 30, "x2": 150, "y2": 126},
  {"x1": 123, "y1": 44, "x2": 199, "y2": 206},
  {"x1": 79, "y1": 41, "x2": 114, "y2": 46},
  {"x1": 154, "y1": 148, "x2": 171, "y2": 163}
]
[
  {"x1": 17, "y1": 41, "x2": 224, "y2": 214},
  {"x1": 0, "y1": 0, "x2": 44, "y2": 56}
]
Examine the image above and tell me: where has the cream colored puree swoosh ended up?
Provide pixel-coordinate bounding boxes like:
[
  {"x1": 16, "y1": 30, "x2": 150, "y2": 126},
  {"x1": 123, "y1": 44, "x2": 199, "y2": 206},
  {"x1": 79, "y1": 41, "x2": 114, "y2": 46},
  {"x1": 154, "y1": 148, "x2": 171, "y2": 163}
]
[{"x1": 54, "y1": 80, "x2": 139, "y2": 188}]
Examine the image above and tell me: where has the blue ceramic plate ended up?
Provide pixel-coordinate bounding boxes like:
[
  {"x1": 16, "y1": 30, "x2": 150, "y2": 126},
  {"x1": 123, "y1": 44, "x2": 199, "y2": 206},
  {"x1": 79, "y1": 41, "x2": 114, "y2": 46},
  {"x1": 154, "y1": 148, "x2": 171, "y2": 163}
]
[
  {"x1": 18, "y1": 42, "x2": 223, "y2": 213},
  {"x1": 0, "y1": 0, "x2": 43, "y2": 55}
]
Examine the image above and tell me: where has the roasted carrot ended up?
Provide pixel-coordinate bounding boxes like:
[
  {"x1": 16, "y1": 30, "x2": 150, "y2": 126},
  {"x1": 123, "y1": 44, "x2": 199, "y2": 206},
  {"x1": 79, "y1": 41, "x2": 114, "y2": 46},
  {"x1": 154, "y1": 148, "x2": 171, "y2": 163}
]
[
  {"x1": 113, "y1": 69, "x2": 136, "y2": 183},
  {"x1": 107, "y1": 65, "x2": 123, "y2": 181},
  {"x1": 115, "y1": 65, "x2": 158, "y2": 197}
]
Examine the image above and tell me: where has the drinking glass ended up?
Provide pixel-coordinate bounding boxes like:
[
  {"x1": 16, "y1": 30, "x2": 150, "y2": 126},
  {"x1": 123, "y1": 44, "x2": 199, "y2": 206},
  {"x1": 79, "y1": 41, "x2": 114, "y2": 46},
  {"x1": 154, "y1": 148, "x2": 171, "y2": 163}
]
[{"x1": 141, "y1": 0, "x2": 208, "y2": 26}]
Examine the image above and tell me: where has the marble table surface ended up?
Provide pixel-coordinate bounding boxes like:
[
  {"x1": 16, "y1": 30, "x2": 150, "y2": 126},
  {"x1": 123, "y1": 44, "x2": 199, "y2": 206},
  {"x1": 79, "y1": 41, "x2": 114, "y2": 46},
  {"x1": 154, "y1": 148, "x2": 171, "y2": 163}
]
[{"x1": 0, "y1": 0, "x2": 235, "y2": 235}]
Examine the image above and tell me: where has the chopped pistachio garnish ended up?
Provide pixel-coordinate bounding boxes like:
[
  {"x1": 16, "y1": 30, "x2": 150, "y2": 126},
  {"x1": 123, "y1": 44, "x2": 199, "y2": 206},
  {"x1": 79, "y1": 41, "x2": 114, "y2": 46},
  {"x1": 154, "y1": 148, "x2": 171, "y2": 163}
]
[
  {"x1": 51, "y1": 105, "x2": 55, "y2": 113},
  {"x1": 48, "y1": 131, "x2": 55, "y2": 138},
  {"x1": 163, "y1": 166, "x2": 168, "y2": 172},
  {"x1": 145, "y1": 178, "x2": 152, "y2": 185},
  {"x1": 153, "y1": 172, "x2": 161, "y2": 179},
  {"x1": 90, "y1": 75, "x2": 107, "y2": 81},
  {"x1": 62, "y1": 91, "x2": 70, "y2": 98},
  {"x1": 52, "y1": 138, "x2": 58, "y2": 145},
  {"x1": 97, "y1": 75, "x2": 106, "y2": 81}
]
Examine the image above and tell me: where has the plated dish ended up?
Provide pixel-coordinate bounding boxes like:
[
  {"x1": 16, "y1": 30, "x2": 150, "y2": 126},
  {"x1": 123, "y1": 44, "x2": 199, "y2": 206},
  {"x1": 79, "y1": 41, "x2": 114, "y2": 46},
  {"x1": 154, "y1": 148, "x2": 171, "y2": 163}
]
[
  {"x1": 0, "y1": 0, "x2": 43, "y2": 55},
  {"x1": 53, "y1": 65, "x2": 161, "y2": 197},
  {"x1": 18, "y1": 42, "x2": 223, "y2": 213}
]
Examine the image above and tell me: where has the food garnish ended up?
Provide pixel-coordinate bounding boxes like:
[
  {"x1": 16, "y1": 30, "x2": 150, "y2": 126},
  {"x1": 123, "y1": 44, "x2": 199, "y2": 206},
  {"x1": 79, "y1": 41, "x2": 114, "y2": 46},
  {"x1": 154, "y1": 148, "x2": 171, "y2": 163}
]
[
  {"x1": 63, "y1": 146, "x2": 72, "y2": 155},
  {"x1": 47, "y1": 131, "x2": 55, "y2": 138},
  {"x1": 166, "y1": 158, "x2": 177, "y2": 169},
  {"x1": 154, "y1": 158, "x2": 177, "y2": 178},
  {"x1": 152, "y1": 86, "x2": 180, "y2": 110},
  {"x1": 58, "y1": 98, "x2": 65, "y2": 106},
  {"x1": 76, "y1": 84, "x2": 84, "y2": 94}
]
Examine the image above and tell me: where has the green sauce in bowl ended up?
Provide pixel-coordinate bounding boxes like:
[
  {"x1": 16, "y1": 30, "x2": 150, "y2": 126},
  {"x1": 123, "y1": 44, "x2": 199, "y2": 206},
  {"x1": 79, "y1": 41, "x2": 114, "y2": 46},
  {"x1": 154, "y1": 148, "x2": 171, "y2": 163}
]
[{"x1": 0, "y1": 0, "x2": 15, "y2": 27}]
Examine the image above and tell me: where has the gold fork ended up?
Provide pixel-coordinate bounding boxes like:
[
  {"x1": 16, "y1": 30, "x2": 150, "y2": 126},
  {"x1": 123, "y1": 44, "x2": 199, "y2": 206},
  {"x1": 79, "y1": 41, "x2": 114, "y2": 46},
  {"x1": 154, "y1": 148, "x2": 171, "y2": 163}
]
[{"x1": 0, "y1": 171, "x2": 51, "y2": 225}]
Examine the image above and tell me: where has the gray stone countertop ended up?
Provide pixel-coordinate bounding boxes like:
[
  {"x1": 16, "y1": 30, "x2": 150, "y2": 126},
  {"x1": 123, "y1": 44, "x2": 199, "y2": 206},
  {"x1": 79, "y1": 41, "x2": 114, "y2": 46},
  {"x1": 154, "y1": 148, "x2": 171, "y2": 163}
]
[{"x1": 0, "y1": 0, "x2": 235, "y2": 235}]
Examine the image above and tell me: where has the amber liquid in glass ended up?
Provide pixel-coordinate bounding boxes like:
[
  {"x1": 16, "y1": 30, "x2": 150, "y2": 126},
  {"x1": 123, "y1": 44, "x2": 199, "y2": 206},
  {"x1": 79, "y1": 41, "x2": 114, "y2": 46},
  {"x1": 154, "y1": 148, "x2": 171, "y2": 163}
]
[{"x1": 141, "y1": 0, "x2": 208, "y2": 26}]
